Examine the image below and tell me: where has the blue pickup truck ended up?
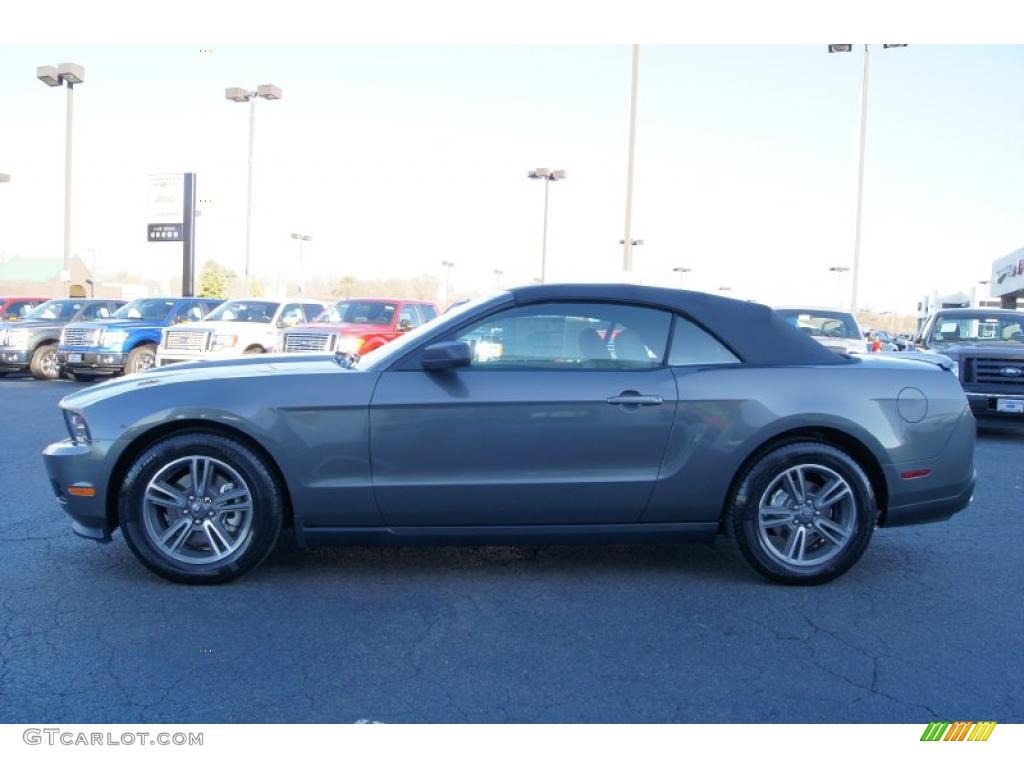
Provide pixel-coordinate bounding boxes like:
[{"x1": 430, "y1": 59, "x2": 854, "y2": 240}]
[{"x1": 58, "y1": 296, "x2": 221, "y2": 381}]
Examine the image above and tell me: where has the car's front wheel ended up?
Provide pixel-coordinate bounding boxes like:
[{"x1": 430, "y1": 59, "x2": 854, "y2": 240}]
[
  {"x1": 725, "y1": 441, "x2": 876, "y2": 585},
  {"x1": 126, "y1": 343, "x2": 158, "y2": 374},
  {"x1": 119, "y1": 432, "x2": 284, "y2": 584},
  {"x1": 29, "y1": 343, "x2": 60, "y2": 380}
]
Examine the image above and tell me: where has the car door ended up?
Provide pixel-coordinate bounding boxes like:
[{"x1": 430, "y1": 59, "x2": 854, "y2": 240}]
[{"x1": 369, "y1": 301, "x2": 678, "y2": 527}]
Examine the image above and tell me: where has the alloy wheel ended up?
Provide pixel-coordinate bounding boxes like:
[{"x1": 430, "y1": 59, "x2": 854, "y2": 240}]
[
  {"x1": 756, "y1": 463, "x2": 857, "y2": 568},
  {"x1": 142, "y1": 455, "x2": 254, "y2": 565}
]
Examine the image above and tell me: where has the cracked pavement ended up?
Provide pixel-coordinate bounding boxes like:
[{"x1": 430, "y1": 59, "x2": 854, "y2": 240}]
[{"x1": 0, "y1": 376, "x2": 1021, "y2": 723}]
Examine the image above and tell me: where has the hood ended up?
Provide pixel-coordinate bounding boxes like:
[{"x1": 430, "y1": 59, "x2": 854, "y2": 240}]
[
  {"x1": 169, "y1": 320, "x2": 275, "y2": 335},
  {"x1": 294, "y1": 321, "x2": 392, "y2": 334},
  {"x1": 927, "y1": 342, "x2": 1024, "y2": 359},
  {"x1": 60, "y1": 353, "x2": 353, "y2": 410},
  {"x1": 0, "y1": 319, "x2": 65, "y2": 331},
  {"x1": 71, "y1": 318, "x2": 169, "y2": 331}
]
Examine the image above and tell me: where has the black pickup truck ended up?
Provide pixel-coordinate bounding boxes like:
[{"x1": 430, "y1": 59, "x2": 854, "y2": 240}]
[{"x1": 916, "y1": 307, "x2": 1024, "y2": 426}]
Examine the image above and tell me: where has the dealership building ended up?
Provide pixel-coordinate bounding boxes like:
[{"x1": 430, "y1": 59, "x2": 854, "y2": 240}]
[{"x1": 990, "y1": 245, "x2": 1024, "y2": 309}]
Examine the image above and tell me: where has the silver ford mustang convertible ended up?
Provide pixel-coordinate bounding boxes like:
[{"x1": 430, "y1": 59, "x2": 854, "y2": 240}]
[{"x1": 43, "y1": 284, "x2": 976, "y2": 585}]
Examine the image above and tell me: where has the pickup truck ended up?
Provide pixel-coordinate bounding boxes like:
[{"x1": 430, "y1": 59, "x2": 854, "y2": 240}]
[
  {"x1": 916, "y1": 307, "x2": 1024, "y2": 426},
  {"x1": 0, "y1": 296, "x2": 49, "y2": 322},
  {"x1": 156, "y1": 298, "x2": 326, "y2": 367},
  {"x1": 58, "y1": 296, "x2": 222, "y2": 381},
  {"x1": 278, "y1": 298, "x2": 439, "y2": 355},
  {"x1": 0, "y1": 299, "x2": 126, "y2": 379}
]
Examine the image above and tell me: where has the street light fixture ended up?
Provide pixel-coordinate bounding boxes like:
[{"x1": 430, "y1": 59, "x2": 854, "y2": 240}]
[
  {"x1": 527, "y1": 167, "x2": 566, "y2": 284},
  {"x1": 672, "y1": 266, "x2": 692, "y2": 288},
  {"x1": 290, "y1": 233, "x2": 312, "y2": 295},
  {"x1": 225, "y1": 83, "x2": 283, "y2": 294},
  {"x1": 441, "y1": 260, "x2": 455, "y2": 306},
  {"x1": 37, "y1": 61, "x2": 85, "y2": 288},
  {"x1": 828, "y1": 43, "x2": 907, "y2": 312}
]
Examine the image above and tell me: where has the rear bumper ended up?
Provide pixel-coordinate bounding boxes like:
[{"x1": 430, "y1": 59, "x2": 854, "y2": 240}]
[
  {"x1": 883, "y1": 469, "x2": 976, "y2": 527},
  {"x1": 41, "y1": 439, "x2": 111, "y2": 542}
]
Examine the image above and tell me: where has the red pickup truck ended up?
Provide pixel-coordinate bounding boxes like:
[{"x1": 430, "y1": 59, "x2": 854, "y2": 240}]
[{"x1": 278, "y1": 298, "x2": 440, "y2": 355}]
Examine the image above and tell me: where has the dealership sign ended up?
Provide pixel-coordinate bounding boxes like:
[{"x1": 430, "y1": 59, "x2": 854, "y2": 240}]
[
  {"x1": 146, "y1": 173, "x2": 185, "y2": 241},
  {"x1": 991, "y1": 246, "x2": 1024, "y2": 297}
]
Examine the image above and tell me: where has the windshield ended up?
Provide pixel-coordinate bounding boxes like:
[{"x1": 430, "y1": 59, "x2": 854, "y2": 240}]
[
  {"x1": 316, "y1": 301, "x2": 397, "y2": 325},
  {"x1": 24, "y1": 300, "x2": 83, "y2": 321},
  {"x1": 930, "y1": 314, "x2": 1024, "y2": 344},
  {"x1": 113, "y1": 298, "x2": 176, "y2": 321},
  {"x1": 776, "y1": 309, "x2": 860, "y2": 340},
  {"x1": 356, "y1": 294, "x2": 506, "y2": 370},
  {"x1": 205, "y1": 300, "x2": 279, "y2": 323}
]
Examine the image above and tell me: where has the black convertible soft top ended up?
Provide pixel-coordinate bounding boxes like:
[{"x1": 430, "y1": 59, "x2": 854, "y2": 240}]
[{"x1": 511, "y1": 283, "x2": 848, "y2": 366}]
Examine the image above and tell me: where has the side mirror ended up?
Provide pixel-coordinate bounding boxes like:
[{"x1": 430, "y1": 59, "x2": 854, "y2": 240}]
[
  {"x1": 398, "y1": 318, "x2": 414, "y2": 332},
  {"x1": 421, "y1": 341, "x2": 472, "y2": 371}
]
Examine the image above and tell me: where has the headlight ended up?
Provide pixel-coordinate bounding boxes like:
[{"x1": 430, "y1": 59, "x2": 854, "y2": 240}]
[
  {"x1": 337, "y1": 336, "x2": 365, "y2": 354},
  {"x1": 6, "y1": 329, "x2": 30, "y2": 349},
  {"x1": 63, "y1": 410, "x2": 91, "y2": 445},
  {"x1": 101, "y1": 329, "x2": 129, "y2": 346},
  {"x1": 211, "y1": 334, "x2": 238, "y2": 351}
]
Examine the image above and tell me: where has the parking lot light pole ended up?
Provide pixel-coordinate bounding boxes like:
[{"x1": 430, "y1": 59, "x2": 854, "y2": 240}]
[
  {"x1": 441, "y1": 260, "x2": 455, "y2": 306},
  {"x1": 527, "y1": 168, "x2": 565, "y2": 284},
  {"x1": 672, "y1": 266, "x2": 692, "y2": 288},
  {"x1": 226, "y1": 84, "x2": 283, "y2": 294},
  {"x1": 829, "y1": 265, "x2": 850, "y2": 308},
  {"x1": 37, "y1": 63, "x2": 84, "y2": 284},
  {"x1": 493, "y1": 269, "x2": 504, "y2": 290},
  {"x1": 290, "y1": 233, "x2": 311, "y2": 295},
  {"x1": 828, "y1": 44, "x2": 906, "y2": 312},
  {"x1": 622, "y1": 44, "x2": 640, "y2": 273}
]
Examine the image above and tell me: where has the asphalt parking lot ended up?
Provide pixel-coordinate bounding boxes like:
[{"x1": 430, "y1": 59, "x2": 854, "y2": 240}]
[{"x1": 1, "y1": 375, "x2": 1021, "y2": 724}]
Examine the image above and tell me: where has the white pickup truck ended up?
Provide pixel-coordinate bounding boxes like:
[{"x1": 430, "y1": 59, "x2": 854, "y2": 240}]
[{"x1": 155, "y1": 298, "x2": 326, "y2": 367}]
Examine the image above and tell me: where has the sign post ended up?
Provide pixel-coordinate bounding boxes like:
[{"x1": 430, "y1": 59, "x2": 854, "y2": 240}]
[{"x1": 147, "y1": 173, "x2": 197, "y2": 296}]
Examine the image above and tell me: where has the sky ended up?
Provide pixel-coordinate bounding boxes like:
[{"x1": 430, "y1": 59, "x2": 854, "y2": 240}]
[{"x1": 0, "y1": 44, "x2": 1021, "y2": 311}]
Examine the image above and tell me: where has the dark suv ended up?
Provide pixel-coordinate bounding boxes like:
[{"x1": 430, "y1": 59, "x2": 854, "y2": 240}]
[{"x1": 916, "y1": 307, "x2": 1024, "y2": 425}]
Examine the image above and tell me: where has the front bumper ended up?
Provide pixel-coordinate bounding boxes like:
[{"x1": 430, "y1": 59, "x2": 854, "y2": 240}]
[
  {"x1": 58, "y1": 350, "x2": 126, "y2": 373},
  {"x1": 0, "y1": 349, "x2": 30, "y2": 369},
  {"x1": 42, "y1": 439, "x2": 111, "y2": 542},
  {"x1": 965, "y1": 392, "x2": 1024, "y2": 424},
  {"x1": 155, "y1": 350, "x2": 239, "y2": 366}
]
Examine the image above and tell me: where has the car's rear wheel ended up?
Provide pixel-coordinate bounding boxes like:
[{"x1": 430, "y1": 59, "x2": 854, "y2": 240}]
[
  {"x1": 725, "y1": 441, "x2": 876, "y2": 585},
  {"x1": 29, "y1": 343, "x2": 60, "y2": 380},
  {"x1": 126, "y1": 343, "x2": 157, "y2": 374},
  {"x1": 119, "y1": 432, "x2": 284, "y2": 584},
  {"x1": 243, "y1": 345, "x2": 264, "y2": 355}
]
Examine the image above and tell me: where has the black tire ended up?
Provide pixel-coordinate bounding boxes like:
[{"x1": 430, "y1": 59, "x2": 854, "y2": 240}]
[
  {"x1": 125, "y1": 343, "x2": 158, "y2": 374},
  {"x1": 65, "y1": 371, "x2": 100, "y2": 382},
  {"x1": 119, "y1": 432, "x2": 284, "y2": 584},
  {"x1": 724, "y1": 441, "x2": 876, "y2": 585},
  {"x1": 243, "y1": 345, "x2": 264, "y2": 355},
  {"x1": 29, "y1": 343, "x2": 60, "y2": 380}
]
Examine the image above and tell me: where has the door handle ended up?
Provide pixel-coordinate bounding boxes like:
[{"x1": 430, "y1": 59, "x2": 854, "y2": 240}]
[{"x1": 606, "y1": 393, "x2": 663, "y2": 406}]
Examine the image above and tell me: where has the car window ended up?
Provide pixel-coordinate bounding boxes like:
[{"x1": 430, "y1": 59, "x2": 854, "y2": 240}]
[
  {"x1": 775, "y1": 309, "x2": 860, "y2": 339},
  {"x1": 419, "y1": 304, "x2": 438, "y2": 322},
  {"x1": 397, "y1": 304, "x2": 422, "y2": 330},
  {"x1": 452, "y1": 302, "x2": 671, "y2": 370},
  {"x1": 4, "y1": 301, "x2": 37, "y2": 319},
  {"x1": 302, "y1": 303, "x2": 325, "y2": 322},
  {"x1": 931, "y1": 314, "x2": 1024, "y2": 344},
  {"x1": 80, "y1": 303, "x2": 112, "y2": 320},
  {"x1": 25, "y1": 300, "x2": 83, "y2": 320},
  {"x1": 176, "y1": 301, "x2": 205, "y2": 323},
  {"x1": 668, "y1": 316, "x2": 741, "y2": 366},
  {"x1": 114, "y1": 298, "x2": 176, "y2": 321},
  {"x1": 279, "y1": 303, "x2": 306, "y2": 327},
  {"x1": 317, "y1": 301, "x2": 397, "y2": 325},
  {"x1": 206, "y1": 300, "x2": 279, "y2": 323}
]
